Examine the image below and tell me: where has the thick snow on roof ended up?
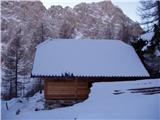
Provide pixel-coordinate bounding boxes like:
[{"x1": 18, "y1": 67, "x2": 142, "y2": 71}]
[
  {"x1": 140, "y1": 32, "x2": 154, "y2": 41},
  {"x1": 32, "y1": 39, "x2": 149, "y2": 77}
]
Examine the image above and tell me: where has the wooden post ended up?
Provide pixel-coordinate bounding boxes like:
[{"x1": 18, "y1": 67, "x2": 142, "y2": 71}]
[
  {"x1": 39, "y1": 78, "x2": 42, "y2": 94},
  {"x1": 75, "y1": 78, "x2": 78, "y2": 100},
  {"x1": 6, "y1": 102, "x2": 9, "y2": 111},
  {"x1": 44, "y1": 79, "x2": 47, "y2": 99}
]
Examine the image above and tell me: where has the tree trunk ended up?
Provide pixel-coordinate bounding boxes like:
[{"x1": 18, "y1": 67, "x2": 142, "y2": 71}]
[
  {"x1": 15, "y1": 28, "x2": 21, "y2": 98},
  {"x1": 15, "y1": 46, "x2": 18, "y2": 97},
  {"x1": 9, "y1": 79, "x2": 12, "y2": 99}
]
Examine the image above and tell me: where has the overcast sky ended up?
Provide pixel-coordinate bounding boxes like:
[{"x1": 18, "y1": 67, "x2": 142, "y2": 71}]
[{"x1": 41, "y1": 0, "x2": 141, "y2": 22}]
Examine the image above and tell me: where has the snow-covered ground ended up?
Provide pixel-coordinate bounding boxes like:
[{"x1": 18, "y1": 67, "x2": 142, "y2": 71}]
[{"x1": 2, "y1": 78, "x2": 160, "y2": 120}]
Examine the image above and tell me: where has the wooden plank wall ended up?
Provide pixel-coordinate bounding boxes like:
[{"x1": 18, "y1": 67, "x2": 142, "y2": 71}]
[{"x1": 44, "y1": 79, "x2": 90, "y2": 100}]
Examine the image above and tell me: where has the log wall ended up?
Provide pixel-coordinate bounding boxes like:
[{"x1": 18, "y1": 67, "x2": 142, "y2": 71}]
[{"x1": 44, "y1": 79, "x2": 90, "y2": 100}]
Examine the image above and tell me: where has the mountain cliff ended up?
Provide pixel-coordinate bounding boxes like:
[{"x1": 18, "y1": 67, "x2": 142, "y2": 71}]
[{"x1": 43, "y1": 1, "x2": 143, "y2": 41}]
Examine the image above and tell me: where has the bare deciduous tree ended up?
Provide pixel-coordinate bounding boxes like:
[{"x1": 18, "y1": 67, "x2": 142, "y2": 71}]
[{"x1": 138, "y1": 0, "x2": 160, "y2": 31}]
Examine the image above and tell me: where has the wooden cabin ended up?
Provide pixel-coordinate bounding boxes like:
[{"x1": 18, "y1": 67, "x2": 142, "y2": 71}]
[
  {"x1": 31, "y1": 39, "x2": 150, "y2": 101},
  {"x1": 44, "y1": 78, "x2": 90, "y2": 100}
]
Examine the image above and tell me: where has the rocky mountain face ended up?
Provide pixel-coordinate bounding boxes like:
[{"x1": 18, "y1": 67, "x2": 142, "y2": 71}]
[
  {"x1": 43, "y1": 1, "x2": 143, "y2": 41},
  {"x1": 1, "y1": 0, "x2": 143, "y2": 99}
]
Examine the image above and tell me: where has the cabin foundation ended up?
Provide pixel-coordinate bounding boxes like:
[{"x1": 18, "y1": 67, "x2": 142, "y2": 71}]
[{"x1": 44, "y1": 99, "x2": 84, "y2": 109}]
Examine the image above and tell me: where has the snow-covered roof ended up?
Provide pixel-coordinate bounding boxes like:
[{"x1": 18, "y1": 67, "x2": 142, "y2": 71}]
[
  {"x1": 32, "y1": 39, "x2": 149, "y2": 77},
  {"x1": 140, "y1": 32, "x2": 154, "y2": 41}
]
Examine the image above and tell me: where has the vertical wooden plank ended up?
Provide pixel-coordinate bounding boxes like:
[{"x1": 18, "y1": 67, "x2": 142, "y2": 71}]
[
  {"x1": 75, "y1": 78, "x2": 78, "y2": 100},
  {"x1": 44, "y1": 79, "x2": 47, "y2": 99},
  {"x1": 74, "y1": 78, "x2": 78, "y2": 100}
]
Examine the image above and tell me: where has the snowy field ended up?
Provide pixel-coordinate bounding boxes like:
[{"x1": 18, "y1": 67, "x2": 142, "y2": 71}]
[{"x1": 2, "y1": 78, "x2": 160, "y2": 120}]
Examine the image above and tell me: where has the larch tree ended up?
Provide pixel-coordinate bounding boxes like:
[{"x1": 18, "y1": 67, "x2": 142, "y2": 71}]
[{"x1": 3, "y1": 28, "x2": 23, "y2": 98}]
